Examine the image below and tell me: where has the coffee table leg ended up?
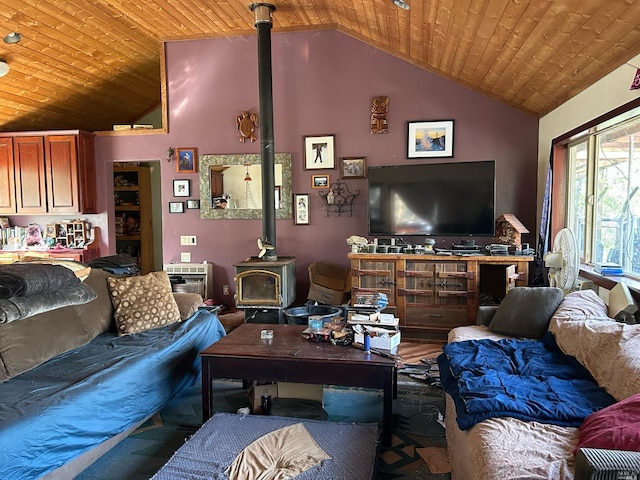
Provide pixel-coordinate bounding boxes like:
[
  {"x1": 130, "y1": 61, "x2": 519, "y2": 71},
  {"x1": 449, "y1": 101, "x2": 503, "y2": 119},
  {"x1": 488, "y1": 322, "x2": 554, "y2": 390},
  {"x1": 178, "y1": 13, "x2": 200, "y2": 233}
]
[
  {"x1": 201, "y1": 358, "x2": 212, "y2": 422},
  {"x1": 382, "y1": 366, "x2": 393, "y2": 446}
]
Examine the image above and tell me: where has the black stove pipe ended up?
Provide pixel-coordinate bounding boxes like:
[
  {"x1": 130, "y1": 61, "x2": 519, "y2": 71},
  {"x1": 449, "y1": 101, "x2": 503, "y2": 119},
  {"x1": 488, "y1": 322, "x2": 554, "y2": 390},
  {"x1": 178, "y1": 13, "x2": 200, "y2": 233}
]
[{"x1": 250, "y1": 3, "x2": 277, "y2": 261}]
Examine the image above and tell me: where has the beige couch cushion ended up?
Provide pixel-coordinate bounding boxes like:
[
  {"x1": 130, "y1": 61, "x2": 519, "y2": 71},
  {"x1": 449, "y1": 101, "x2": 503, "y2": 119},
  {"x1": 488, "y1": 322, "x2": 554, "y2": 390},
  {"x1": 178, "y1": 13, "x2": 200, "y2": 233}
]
[{"x1": 0, "y1": 268, "x2": 114, "y2": 382}]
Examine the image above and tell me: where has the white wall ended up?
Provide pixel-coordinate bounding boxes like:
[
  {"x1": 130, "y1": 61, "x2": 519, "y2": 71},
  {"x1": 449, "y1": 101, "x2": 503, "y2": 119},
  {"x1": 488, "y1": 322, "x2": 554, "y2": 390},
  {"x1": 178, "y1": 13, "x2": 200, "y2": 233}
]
[{"x1": 537, "y1": 54, "x2": 640, "y2": 239}]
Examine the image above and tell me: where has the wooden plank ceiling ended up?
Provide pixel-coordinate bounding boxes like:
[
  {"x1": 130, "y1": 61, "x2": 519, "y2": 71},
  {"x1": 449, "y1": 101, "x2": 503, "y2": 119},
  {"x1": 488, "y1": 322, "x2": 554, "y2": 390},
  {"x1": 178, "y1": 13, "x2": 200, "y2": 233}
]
[{"x1": 0, "y1": 0, "x2": 639, "y2": 132}]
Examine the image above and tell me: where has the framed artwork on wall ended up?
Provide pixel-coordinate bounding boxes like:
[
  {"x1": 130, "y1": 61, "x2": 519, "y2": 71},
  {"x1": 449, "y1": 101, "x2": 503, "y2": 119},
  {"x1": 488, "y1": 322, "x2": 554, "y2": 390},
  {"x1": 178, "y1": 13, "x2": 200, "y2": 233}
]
[
  {"x1": 312, "y1": 174, "x2": 329, "y2": 188},
  {"x1": 173, "y1": 179, "x2": 190, "y2": 197},
  {"x1": 303, "y1": 134, "x2": 335, "y2": 170},
  {"x1": 407, "y1": 120, "x2": 454, "y2": 158},
  {"x1": 340, "y1": 156, "x2": 367, "y2": 179},
  {"x1": 294, "y1": 194, "x2": 309, "y2": 225},
  {"x1": 186, "y1": 199, "x2": 200, "y2": 209},
  {"x1": 176, "y1": 147, "x2": 198, "y2": 173},
  {"x1": 169, "y1": 202, "x2": 184, "y2": 213}
]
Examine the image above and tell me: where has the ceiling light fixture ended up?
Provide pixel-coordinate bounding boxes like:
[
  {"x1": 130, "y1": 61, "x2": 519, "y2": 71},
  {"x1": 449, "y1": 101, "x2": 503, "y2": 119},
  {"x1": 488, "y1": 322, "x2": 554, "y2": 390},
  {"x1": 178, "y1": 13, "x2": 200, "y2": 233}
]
[
  {"x1": 392, "y1": 0, "x2": 410, "y2": 10},
  {"x1": 0, "y1": 59, "x2": 9, "y2": 77},
  {"x1": 3, "y1": 32, "x2": 22, "y2": 44}
]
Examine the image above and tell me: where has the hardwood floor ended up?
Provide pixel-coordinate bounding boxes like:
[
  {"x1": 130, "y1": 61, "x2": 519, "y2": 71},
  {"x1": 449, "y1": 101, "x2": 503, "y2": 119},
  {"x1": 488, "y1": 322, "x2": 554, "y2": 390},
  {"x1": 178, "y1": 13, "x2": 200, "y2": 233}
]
[{"x1": 398, "y1": 340, "x2": 445, "y2": 364}]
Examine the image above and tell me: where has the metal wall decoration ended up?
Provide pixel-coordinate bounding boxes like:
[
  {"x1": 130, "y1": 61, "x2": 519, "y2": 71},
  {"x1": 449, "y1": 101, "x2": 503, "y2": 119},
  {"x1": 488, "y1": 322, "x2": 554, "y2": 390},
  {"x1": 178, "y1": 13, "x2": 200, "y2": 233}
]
[{"x1": 370, "y1": 96, "x2": 389, "y2": 134}]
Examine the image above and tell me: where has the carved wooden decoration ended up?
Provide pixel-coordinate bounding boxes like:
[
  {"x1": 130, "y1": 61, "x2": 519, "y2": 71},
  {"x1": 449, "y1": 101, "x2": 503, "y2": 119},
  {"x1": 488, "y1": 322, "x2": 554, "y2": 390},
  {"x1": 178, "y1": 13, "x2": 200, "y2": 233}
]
[
  {"x1": 236, "y1": 111, "x2": 259, "y2": 143},
  {"x1": 494, "y1": 214, "x2": 529, "y2": 246},
  {"x1": 370, "y1": 96, "x2": 389, "y2": 134}
]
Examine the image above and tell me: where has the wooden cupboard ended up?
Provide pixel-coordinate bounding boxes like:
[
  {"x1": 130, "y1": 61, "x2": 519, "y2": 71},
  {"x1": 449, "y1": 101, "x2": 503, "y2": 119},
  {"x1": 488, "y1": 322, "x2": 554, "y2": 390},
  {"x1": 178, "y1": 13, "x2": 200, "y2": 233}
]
[
  {"x1": 0, "y1": 131, "x2": 96, "y2": 215},
  {"x1": 113, "y1": 165, "x2": 154, "y2": 274},
  {"x1": 348, "y1": 253, "x2": 533, "y2": 341}
]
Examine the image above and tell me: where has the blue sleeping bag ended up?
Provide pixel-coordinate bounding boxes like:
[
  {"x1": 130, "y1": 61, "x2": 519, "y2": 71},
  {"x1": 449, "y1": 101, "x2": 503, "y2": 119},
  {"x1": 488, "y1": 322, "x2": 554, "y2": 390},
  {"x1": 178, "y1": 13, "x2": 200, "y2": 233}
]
[{"x1": 438, "y1": 332, "x2": 615, "y2": 430}]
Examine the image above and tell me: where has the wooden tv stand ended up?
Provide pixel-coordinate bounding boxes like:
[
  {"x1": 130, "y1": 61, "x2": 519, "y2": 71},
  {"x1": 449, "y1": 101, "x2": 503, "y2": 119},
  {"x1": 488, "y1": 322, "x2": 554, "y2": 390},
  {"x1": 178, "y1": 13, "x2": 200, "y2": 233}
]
[{"x1": 348, "y1": 253, "x2": 533, "y2": 341}]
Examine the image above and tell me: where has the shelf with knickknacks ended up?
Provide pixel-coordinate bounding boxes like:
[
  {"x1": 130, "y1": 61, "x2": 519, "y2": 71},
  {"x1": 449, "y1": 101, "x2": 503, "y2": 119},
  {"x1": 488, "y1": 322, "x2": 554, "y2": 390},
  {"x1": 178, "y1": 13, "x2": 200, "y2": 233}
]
[{"x1": 318, "y1": 179, "x2": 360, "y2": 216}]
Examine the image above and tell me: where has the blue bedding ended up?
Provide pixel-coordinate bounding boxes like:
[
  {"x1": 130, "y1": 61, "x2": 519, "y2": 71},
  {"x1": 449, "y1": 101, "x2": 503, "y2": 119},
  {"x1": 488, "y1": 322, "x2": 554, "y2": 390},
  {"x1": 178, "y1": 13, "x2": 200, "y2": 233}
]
[
  {"x1": 438, "y1": 333, "x2": 616, "y2": 431},
  {"x1": 0, "y1": 310, "x2": 226, "y2": 480}
]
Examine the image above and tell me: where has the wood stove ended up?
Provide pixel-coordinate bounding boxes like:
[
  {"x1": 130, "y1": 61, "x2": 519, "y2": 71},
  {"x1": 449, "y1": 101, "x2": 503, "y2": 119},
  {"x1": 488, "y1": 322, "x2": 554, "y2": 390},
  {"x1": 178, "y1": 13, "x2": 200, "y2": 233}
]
[{"x1": 234, "y1": 256, "x2": 296, "y2": 323}]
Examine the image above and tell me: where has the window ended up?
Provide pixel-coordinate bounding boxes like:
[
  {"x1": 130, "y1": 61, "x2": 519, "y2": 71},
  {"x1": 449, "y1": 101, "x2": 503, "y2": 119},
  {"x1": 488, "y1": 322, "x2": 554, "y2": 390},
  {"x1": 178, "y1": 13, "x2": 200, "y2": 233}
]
[{"x1": 567, "y1": 109, "x2": 640, "y2": 278}]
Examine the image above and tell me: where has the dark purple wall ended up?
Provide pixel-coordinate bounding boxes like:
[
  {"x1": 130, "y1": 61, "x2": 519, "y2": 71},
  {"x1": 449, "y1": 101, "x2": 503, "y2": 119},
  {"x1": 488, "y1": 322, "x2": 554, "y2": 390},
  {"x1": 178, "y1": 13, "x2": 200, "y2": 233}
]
[{"x1": 95, "y1": 30, "x2": 538, "y2": 304}]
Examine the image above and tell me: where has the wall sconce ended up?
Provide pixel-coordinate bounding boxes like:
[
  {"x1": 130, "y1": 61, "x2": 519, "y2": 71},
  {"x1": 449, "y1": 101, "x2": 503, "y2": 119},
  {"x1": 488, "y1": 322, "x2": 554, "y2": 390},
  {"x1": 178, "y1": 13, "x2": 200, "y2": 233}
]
[{"x1": 166, "y1": 147, "x2": 175, "y2": 162}]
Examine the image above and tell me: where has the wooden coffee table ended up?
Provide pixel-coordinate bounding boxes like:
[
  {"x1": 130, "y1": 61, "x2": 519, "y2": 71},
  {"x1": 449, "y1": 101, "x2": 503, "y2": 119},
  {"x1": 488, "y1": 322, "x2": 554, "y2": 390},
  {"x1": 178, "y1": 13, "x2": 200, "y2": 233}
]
[{"x1": 200, "y1": 323, "x2": 397, "y2": 445}]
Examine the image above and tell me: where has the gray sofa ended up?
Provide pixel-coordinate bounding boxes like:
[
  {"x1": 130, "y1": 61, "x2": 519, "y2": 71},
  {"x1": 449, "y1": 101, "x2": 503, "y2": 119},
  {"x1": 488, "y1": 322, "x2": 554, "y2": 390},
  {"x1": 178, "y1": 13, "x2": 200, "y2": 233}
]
[{"x1": 0, "y1": 267, "x2": 226, "y2": 479}]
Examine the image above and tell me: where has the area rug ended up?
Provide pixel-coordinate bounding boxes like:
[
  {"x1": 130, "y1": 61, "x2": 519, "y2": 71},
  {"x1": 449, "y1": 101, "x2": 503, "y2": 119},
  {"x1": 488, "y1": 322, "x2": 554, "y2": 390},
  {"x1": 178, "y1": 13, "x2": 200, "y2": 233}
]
[{"x1": 76, "y1": 378, "x2": 450, "y2": 480}]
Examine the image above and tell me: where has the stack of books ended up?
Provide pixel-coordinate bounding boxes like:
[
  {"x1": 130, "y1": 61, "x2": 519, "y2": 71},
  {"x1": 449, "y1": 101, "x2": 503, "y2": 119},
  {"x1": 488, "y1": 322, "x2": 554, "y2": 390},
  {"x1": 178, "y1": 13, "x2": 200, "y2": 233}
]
[{"x1": 594, "y1": 262, "x2": 623, "y2": 275}]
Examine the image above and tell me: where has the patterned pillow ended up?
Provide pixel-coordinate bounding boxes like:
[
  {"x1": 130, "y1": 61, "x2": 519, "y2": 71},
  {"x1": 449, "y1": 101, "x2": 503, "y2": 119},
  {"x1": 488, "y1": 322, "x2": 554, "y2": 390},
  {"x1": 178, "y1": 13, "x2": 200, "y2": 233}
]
[{"x1": 107, "y1": 271, "x2": 181, "y2": 335}]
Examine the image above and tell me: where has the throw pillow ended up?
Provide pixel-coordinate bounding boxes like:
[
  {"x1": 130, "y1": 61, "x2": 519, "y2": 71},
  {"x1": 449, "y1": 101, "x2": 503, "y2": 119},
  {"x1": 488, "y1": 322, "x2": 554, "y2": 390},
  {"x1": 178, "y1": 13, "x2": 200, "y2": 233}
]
[
  {"x1": 107, "y1": 271, "x2": 181, "y2": 335},
  {"x1": 551, "y1": 289, "x2": 610, "y2": 323},
  {"x1": 576, "y1": 393, "x2": 640, "y2": 453},
  {"x1": 488, "y1": 286, "x2": 564, "y2": 338},
  {"x1": 173, "y1": 292, "x2": 203, "y2": 320}
]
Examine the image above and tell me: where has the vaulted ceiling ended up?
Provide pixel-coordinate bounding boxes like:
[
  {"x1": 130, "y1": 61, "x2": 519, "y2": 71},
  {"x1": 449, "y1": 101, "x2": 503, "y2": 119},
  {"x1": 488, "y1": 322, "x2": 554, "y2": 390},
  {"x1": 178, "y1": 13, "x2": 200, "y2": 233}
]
[{"x1": 1, "y1": 1, "x2": 640, "y2": 133}]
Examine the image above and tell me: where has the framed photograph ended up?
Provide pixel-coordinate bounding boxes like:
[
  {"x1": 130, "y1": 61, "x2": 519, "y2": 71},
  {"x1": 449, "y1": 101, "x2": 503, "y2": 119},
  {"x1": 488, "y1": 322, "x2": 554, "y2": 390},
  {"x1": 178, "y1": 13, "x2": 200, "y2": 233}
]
[
  {"x1": 303, "y1": 134, "x2": 336, "y2": 170},
  {"x1": 294, "y1": 193, "x2": 309, "y2": 225},
  {"x1": 312, "y1": 174, "x2": 329, "y2": 188},
  {"x1": 186, "y1": 199, "x2": 200, "y2": 209},
  {"x1": 407, "y1": 120, "x2": 454, "y2": 158},
  {"x1": 340, "y1": 156, "x2": 367, "y2": 179},
  {"x1": 176, "y1": 147, "x2": 198, "y2": 173},
  {"x1": 169, "y1": 201, "x2": 184, "y2": 213},
  {"x1": 173, "y1": 179, "x2": 190, "y2": 197}
]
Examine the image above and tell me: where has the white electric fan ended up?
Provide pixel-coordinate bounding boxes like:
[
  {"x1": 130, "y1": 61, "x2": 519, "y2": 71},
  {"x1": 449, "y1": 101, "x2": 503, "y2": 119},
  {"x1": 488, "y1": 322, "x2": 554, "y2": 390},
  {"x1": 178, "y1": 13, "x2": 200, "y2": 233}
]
[{"x1": 543, "y1": 228, "x2": 579, "y2": 293}]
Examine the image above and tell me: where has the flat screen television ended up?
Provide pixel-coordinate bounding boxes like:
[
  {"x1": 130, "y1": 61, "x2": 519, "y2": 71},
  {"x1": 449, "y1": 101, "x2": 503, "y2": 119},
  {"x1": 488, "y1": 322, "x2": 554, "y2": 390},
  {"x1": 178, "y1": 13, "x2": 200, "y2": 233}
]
[{"x1": 368, "y1": 160, "x2": 495, "y2": 237}]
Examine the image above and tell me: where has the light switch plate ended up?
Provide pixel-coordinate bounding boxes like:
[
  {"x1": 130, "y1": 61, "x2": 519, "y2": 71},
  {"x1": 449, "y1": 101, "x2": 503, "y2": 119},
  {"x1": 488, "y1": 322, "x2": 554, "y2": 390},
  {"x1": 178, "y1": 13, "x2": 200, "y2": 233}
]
[{"x1": 180, "y1": 235, "x2": 197, "y2": 245}]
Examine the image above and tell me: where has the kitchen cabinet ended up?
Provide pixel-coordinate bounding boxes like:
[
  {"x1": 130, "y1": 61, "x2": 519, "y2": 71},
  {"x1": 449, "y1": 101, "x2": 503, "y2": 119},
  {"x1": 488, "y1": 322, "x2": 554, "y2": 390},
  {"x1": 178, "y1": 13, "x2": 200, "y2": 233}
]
[{"x1": 0, "y1": 131, "x2": 96, "y2": 215}]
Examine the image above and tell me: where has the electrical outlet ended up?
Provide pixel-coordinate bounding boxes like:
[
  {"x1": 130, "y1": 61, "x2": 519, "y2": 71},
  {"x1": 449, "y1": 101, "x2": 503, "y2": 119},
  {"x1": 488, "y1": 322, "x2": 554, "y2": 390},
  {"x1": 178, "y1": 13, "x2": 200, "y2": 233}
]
[
  {"x1": 223, "y1": 284, "x2": 230, "y2": 296},
  {"x1": 180, "y1": 252, "x2": 191, "y2": 262},
  {"x1": 180, "y1": 235, "x2": 197, "y2": 245}
]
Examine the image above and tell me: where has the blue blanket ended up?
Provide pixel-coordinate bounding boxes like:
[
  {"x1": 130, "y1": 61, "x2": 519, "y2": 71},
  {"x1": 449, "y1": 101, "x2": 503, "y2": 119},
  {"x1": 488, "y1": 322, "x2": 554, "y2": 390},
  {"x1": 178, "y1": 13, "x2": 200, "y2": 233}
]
[
  {"x1": 0, "y1": 310, "x2": 226, "y2": 480},
  {"x1": 438, "y1": 333, "x2": 615, "y2": 430}
]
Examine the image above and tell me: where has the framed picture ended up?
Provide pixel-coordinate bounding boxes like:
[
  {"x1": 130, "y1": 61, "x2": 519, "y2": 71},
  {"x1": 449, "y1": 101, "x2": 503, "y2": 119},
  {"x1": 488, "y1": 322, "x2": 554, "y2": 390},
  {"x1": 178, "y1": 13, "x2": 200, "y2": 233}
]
[
  {"x1": 176, "y1": 147, "x2": 198, "y2": 173},
  {"x1": 407, "y1": 120, "x2": 454, "y2": 158},
  {"x1": 173, "y1": 179, "x2": 190, "y2": 197},
  {"x1": 169, "y1": 201, "x2": 184, "y2": 213},
  {"x1": 312, "y1": 174, "x2": 329, "y2": 188},
  {"x1": 186, "y1": 199, "x2": 200, "y2": 209},
  {"x1": 340, "y1": 156, "x2": 367, "y2": 179},
  {"x1": 294, "y1": 193, "x2": 309, "y2": 225},
  {"x1": 303, "y1": 134, "x2": 336, "y2": 170}
]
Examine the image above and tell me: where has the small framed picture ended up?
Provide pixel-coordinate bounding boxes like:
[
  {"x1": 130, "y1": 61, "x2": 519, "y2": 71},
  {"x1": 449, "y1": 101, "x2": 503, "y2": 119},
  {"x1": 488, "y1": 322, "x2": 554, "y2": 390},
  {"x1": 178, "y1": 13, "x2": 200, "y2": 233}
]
[
  {"x1": 294, "y1": 194, "x2": 309, "y2": 225},
  {"x1": 407, "y1": 120, "x2": 454, "y2": 158},
  {"x1": 340, "y1": 156, "x2": 367, "y2": 179},
  {"x1": 173, "y1": 179, "x2": 190, "y2": 197},
  {"x1": 186, "y1": 199, "x2": 200, "y2": 209},
  {"x1": 176, "y1": 147, "x2": 198, "y2": 173},
  {"x1": 303, "y1": 134, "x2": 336, "y2": 170},
  {"x1": 312, "y1": 174, "x2": 329, "y2": 188},
  {"x1": 169, "y1": 201, "x2": 184, "y2": 213}
]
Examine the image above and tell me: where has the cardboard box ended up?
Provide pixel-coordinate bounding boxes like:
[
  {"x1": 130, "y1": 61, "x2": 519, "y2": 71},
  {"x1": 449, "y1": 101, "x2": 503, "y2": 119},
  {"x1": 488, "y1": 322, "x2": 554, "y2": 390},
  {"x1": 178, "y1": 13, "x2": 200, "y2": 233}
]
[
  {"x1": 354, "y1": 329, "x2": 401, "y2": 351},
  {"x1": 250, "y1": 382, "x2": 324, "y2": 413},
  {"x1": 308, "y1": 262, "x2": 351, "y2": 305},
  {"x1": 277, "y1": 382, "x2": 323, "y2": 402}
]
